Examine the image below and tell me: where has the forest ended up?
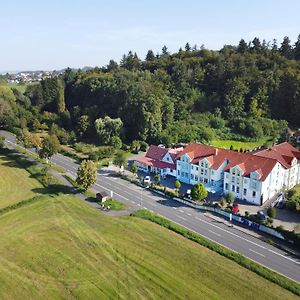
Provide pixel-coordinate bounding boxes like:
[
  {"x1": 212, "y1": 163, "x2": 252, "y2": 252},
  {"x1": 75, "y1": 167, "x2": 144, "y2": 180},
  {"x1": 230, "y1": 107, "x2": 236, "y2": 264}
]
[{"x1": 1, "y1": 35, "x2": 300, "y2": 149}]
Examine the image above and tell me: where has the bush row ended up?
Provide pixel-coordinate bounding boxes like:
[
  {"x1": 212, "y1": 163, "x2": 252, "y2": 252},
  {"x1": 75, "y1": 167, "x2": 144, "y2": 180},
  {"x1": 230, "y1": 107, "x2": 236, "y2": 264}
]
[{"x1": 131, "y1": 209, "x2": 300, "y2": 296}]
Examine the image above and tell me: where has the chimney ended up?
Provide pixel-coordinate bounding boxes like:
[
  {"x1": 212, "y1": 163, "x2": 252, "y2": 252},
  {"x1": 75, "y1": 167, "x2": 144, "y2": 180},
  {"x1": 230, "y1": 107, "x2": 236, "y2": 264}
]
[{"x1": 215, "y1": 148, "x2": 218, "y2": 155}]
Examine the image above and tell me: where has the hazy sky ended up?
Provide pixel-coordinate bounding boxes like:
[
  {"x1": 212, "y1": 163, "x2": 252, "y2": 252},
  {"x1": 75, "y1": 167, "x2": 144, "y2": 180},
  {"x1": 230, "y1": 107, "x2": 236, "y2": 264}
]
[{"x1": 1, "y1": 0, "x2": 300, "y2": 71}]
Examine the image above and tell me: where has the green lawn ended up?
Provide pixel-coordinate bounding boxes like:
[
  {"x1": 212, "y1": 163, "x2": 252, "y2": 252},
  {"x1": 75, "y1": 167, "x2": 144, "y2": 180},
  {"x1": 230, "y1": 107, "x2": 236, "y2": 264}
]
[
  {"x1": 210, "y1": 137, "x2": 272, "y2": 151},
  {"x1": 0, "y1": 153, "x2": 44, "y2": 209},
  {"x1": 101, "y1": 198, "x2": 127, "y2": 210},
  {"x1": 4, "y1": 82, "x2": 37, "y2": 94},
  {"x1": 0, "y1": 153, "x2": 298, "y2": 299}
]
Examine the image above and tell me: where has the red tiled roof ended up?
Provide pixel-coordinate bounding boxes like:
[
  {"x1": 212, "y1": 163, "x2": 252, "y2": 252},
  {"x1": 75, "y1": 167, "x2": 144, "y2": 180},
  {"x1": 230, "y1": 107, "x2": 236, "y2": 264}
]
[
  {"x1": 146, "y1": 145, "x2": 168, "y2": 160},
  {"x1": 254, "y1": 142, "x2": 300, "y2": 169},
  {"x1": 177, "y1": 143, "x2": 277, "y2": 181},
  {"x1": 136, "y1": 156, "x2": 176, "y2": 170}
]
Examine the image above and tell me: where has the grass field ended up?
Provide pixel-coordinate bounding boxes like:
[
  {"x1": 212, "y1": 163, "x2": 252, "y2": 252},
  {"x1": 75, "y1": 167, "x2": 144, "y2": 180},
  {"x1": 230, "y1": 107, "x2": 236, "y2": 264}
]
[
  {"x1": 0, "y1": 154, "x2": 43, "y2": 209},
  {"x1": 101, "y1": 199, "x2": 127, "y2": 210},
  {"x1": 0, "y1": 153, "x2": 298, "y2": 299},
  {"x1": 211, "y1": 137, "x2": 272, "y2": 151}
]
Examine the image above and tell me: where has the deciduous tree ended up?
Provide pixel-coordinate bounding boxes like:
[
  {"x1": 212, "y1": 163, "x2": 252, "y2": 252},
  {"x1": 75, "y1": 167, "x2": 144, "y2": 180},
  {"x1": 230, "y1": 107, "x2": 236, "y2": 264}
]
[{"x1": 76, "y1": 160, "x2": 97, "y2": 190}]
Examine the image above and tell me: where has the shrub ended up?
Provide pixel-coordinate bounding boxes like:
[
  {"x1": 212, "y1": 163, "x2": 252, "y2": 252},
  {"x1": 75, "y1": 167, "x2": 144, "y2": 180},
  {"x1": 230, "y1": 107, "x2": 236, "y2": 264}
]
[
  {"x1": 226, "y1": 192, "x2": 235, "y2": 204},
  {"x1": 267, "y1": 206, "x2": 276, "y2": 219}
]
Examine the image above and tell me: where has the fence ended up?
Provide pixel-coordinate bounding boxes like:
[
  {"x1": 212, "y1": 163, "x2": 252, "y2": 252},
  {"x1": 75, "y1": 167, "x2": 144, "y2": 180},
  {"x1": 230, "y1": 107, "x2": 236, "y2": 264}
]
[{"x1": 165, "y1": 191, "x2": 285, "y2": 240}]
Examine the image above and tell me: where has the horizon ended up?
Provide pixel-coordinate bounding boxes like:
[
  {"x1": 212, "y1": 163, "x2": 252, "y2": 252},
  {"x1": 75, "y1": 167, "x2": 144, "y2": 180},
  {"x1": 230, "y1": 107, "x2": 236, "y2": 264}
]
[{"x1": 1, "y1": 0, "x2": 300, "y2": 72}]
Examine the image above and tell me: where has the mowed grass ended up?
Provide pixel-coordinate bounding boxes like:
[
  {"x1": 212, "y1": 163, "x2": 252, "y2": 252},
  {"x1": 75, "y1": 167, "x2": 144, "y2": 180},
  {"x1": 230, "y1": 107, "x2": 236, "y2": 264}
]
[
  {"x1": 0, "y1": 154, "x2": 43, "y2": 209},
  {"x1": 0, "y1": 195, "x2": 298, "y2": 299},
  {"x1": 210, "y1": 137, "x2": 272, "y2": 151},
  {"x1": 0, "y1": 154, "x2": 298, "y2": 299}
]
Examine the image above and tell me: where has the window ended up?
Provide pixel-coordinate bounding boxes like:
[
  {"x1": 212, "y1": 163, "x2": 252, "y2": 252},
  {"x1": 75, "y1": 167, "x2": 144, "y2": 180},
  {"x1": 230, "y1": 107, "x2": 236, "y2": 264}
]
[
  {"x1": 200, "y1": 169, "x2": 204, "y2": 175},
  {"x1": 201, "y1": 162, "x2": 204, "y2": 167},
  {"x1": 204, "y1": 178, "x2": 208, "y2": 184},
  {"x1": 252, "y1": 191, "x2": 256, "y2": 197},
  {"x1": 232, "y1": 168, "x2": 236, "y2": 175},
  {"x1": 211, "y1": 170, "x2": 214, "y2": 175},
  {"x1": 244, "y1": 178, "x2": 248, "y2": 184},
  {"x1": 232, "y1": 185, "x2": 235, "y2": 192},
  {"x1": 231, "y1": 176, "x2": 235, "y2": 183},
  {"x1": 225, "y1": 183, "x2": 229, "y2": 190},
  {"x1": 226, "y1": 173, "x2": 229, "y2": 179},
  {"x1": 166, "y1": 157, "x2": 169, "y2": 161},
  {"x1": 196, "y1": 166, "x2": 199, "y2": 171},
  {"x1": 204, "y1": 170, "x2": 208, "y2": 175},
  {"x1": 195, "y1": 176, "x2": 198, "y2": 181},
  {"x1": 191, "y1": 174, "x2": 194, "y2": 180},
  {"x1": 243, "y1": 188, "x2": 247, "y2": 196},
  {"x1": 236, "y1": 186, "x2": 240, "y2": 193}
]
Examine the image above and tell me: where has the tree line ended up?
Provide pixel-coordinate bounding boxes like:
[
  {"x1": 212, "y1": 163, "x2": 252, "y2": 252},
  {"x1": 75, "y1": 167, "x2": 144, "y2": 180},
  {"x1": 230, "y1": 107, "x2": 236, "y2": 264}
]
[{"x1": 1, "y1": 35, "x2": 300, "y2": 148}]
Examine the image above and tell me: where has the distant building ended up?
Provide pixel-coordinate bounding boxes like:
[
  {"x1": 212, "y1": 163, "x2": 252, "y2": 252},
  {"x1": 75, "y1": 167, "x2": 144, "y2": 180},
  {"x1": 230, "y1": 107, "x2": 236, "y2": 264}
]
[
  {"x1": 135, "y1": 142, "x2": 300, "y2": 205},
  {"x1": 135, "y1": 145, "x2": 183, "y2": 177}
]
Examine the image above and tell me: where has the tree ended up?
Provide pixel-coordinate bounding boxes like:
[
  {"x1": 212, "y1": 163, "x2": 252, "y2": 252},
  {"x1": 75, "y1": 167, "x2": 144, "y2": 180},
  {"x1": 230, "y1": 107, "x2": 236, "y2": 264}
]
[
  {"x1": 154, "y1": 174, "x2": 161, "y2": 185},
  {"x1": 31, "y1": 134, "x2": 42, "y2": 152},
  {"x1": 267, "y1": 206, "x2": 276, "y2": 219},
  {"x1": 16, "y1": 128, "x2": 32, "y2": 151},
  {"x1": 130, "y1": 164, "x2": 137, "y2": 174},
  {"x1": 174, "y1": 180, "x2": 181, "y2": 194},
  {"x1": 251, "y1": 37, "x2": 262, "y2": 52},
  {"x1": 226, "y1": 192, "x2": 235, "y2": 205},
  {"x1": 185, "y1": 42, "x2": 191, "y2": 51},
  {"x1": 113, "y1": 151, "x2": 126, "y2": 169},
  {"x1": 111, "y1": 136, "x2": 122, "y2": 149},
  {"x1": 76, "y1": 160, "x2": 97, "y2": 191},
  {"x1": 39, "y1": 134, "x2": 60, "y2": 161},
  {"x1": 95, "y1": 116, "x2": 123, "y2": 145},
  {"x1": 280, "y1": 36, "x2": 293, "y2": 59},
  {"x1": 77, "y1": 115, "x2": 90, "y2": 137},
  {"x1": 191, "y1": 183, "x2": 208, "y2": 201},
  {"x1": 294, "y1": 34, "x2": 300, "y2": 60},
  {"x1": 161, "y1": 45, "x2": 169, "y2": 56},
  {"x1": 145, "y1": 50, "x2": 155, "y2": 61},
  {"x1": 220, "y1": 197, "x2": 227, "y2": 207},
  {"x1": 237, "y1": 39, "x2": 248, "y2": 53}
]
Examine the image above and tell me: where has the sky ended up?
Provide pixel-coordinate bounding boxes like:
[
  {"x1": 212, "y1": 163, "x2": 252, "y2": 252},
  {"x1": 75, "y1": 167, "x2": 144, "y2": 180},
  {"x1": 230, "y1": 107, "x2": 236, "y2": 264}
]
[{"x1": 1, "y1": 0, "x2": 300, "y2": 72}]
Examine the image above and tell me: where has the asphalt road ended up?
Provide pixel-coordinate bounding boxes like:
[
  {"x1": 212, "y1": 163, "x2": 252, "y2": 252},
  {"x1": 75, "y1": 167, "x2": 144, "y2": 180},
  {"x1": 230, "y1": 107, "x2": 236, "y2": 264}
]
[{"x1": 2, "y1": 131, "x2": 300, "y2": 283}]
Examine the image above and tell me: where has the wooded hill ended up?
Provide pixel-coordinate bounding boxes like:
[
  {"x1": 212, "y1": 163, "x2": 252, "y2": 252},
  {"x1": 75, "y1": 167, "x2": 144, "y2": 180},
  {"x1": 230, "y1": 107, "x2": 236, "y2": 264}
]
[{"x1": 1, "y1": 35, "x2": 300, "y2": 147}]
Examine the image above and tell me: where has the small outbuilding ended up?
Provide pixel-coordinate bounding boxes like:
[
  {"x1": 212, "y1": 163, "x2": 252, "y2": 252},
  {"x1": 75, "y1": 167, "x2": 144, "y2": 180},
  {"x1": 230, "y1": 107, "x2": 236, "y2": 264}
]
[{"x1": 96, "y1": 191, "x2": 110, "y2": 203}]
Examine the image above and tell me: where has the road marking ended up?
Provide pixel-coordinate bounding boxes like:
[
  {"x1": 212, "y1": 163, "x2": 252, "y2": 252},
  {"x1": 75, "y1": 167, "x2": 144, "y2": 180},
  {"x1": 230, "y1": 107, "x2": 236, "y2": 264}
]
[
  {"x1": 194, "y1": 215, "x2": 300, "y2": 265},
  {"x1": 249, "y1": 248, "x2": 265, "y2": 257},
  {"x1": 176, "y1": 215, "x2": 186, "y2": 221},
  {"x1": 179, "y1": 209, "x2": 185, "y2": 213},
  {"x1": 130, "y1": 200, "x2": 135, "y2": 204},
  {"x1": 208, "y1": 230, "x2": 221, "y2": 237},
  {"x1": 187, "y1": 213, "x2": 192, "y2": 216},
  {"x1": 172, "y1": 207, "x2": 177, "y2": 210}
]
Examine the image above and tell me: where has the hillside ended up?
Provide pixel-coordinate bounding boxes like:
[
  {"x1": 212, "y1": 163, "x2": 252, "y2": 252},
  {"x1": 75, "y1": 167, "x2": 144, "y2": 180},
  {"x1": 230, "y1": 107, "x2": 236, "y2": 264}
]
[
  {"x1": 1, "y1": 36, "x2": 300, "y2": 150},
  {"x1": 0, "y1": 152, "x2": 298, "y2": 299}
]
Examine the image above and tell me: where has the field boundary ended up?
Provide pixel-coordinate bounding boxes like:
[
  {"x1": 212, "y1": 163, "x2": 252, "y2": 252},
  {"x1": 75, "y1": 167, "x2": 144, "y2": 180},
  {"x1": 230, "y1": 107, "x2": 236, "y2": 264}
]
[{"x1": 131, "y1": 209, "x2": 300, "y2": 296}]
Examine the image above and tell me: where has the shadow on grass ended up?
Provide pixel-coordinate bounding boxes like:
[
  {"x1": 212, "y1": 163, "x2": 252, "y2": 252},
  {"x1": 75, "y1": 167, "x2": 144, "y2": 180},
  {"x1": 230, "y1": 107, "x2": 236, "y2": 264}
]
[
  {"x1": 85, "y1": 196, "x2": 97, "y2": 203},
  {"x1": 31, "y1": 184, "x2": 74, "y2": 196}
]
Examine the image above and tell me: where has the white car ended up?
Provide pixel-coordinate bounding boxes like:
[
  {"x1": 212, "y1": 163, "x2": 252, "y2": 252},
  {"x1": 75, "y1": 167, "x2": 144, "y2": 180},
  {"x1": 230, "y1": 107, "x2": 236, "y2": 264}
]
[{"x1": 144, "y1": 176, "x2": 151, "y2": 184}]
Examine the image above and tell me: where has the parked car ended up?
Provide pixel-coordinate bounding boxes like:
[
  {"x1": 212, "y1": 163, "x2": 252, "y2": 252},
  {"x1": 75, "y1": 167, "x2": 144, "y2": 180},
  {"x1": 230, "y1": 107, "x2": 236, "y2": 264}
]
[
  {"x1": 232, "y1": 203, "x2": 239, "y2": 213},
  {"x1": 257, "y1": 211, "x2": 267, "y2": 221},
  {"x1": 143, "y1": 176, "x2": 151, "y2": 184}
]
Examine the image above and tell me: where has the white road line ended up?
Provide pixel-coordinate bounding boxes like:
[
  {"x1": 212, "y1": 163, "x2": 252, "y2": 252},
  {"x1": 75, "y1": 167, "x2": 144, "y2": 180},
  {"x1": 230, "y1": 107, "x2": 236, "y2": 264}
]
[
  {"x1": 179, "y1": 209, "x2": 185, "y2": 213},
  {"x1": 249, "y1": 248, "x2": 265, "y2": 257},
  {"x1": 194, "y1": 216, "x2": 300, "y2": 265},
  {"x1": 208, "y1": 230, "x2": 221, "y2": 237},
  {"x1": 172, "y1": 207, "x2": 177, "y2": 210},
  {"x1": 130, "y1": 200, "x2": 135, "y2": 204},
  {"x1": 176, "y1": 215, "x2": 186, "y2": 221},
  {"x1": 187, "y1": 213, "x2": 192, "y2": 216}
]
